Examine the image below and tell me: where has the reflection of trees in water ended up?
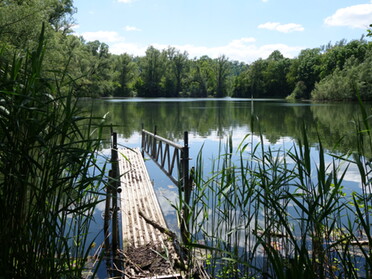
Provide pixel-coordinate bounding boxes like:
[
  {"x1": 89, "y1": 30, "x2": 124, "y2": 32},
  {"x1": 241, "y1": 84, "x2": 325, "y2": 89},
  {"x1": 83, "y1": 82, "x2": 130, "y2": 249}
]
[
  {"x1": 303, "y1": 102, "x2": 372, "y2": 155},
  {"x1": 79, "y1": 99, "x2": 372, "y2": 154}
]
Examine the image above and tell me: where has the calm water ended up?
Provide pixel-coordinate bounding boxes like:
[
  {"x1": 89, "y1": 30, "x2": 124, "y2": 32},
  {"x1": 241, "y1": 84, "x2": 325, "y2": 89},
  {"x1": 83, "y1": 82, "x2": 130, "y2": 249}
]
[
  {"x1": 84, "y1": 97, "x2": 368, "y2": 152},
  {"x1": 83, "y1": 98, "x2": 370, "y2": 277}
]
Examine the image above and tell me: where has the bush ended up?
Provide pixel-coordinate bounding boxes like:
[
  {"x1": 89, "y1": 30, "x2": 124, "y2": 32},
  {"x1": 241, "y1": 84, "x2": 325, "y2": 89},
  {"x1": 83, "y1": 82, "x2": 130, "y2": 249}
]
[
  {"x1": 286, "y1": 81, "x2": 307, "y2": 100},
  {"x1": 312, "y1": 53, "x2": 372, "y2": 101}
]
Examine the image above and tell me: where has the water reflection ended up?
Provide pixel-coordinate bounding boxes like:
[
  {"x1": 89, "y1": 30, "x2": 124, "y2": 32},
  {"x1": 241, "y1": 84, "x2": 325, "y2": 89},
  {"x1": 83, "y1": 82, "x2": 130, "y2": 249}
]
[
  {"x1": 80, "y1": 97, "x2": 370, "y2": 220},
  {"x1": 81, "y1": 98, "x2": 371, "y2": 277},
  {"x1": 80, "y1": 97, "x2": 371, "y2": 211},
  {"x1": 80, "y1": 98, "x2": 370, "y2": 154}
]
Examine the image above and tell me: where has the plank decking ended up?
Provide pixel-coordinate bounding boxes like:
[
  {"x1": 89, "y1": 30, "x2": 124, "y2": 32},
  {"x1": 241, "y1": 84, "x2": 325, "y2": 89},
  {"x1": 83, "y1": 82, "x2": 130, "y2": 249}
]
[
  {"x1": 118, "y1": 148, "x2": 182, "y2": 278},
  {"x1": 119, "y1": 147, "x2": 167, "y2": 247}
]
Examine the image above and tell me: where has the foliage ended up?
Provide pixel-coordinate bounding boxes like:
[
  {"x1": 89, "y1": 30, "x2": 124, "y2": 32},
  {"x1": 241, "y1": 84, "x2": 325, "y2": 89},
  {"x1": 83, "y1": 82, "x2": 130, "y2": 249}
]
[
  {"x1": 0, "y1": 0, "x2": 75, "y2": 49},
  {"x1": 232, "y1": 52, "x2": 293, "y2": 98},
  {"x1": 286, "y1": 81, "x2": 307, "y2": 100},
  {"x1": 290, "y1": 48, "x2": 322, "y2": 99},
  {"x1": 1, "y1": 1, "x2": 371, "y2": 100},
  {"x1": 112, "y1": 53, "x2": 137, "y2": 97},
  {"x1": 368, "y1": 24, "x2": 372, "y2": 37},
  {"x1": 312, "y1": 50, "x2": 372, "y2": 100},
  {"x1": 187, "y1": 56, "x2": 213, "y2": 97},
  {"x1": 0, "y1": 27, "x2": 106, "y2": 278},
  {"x1": 163, "y1": 47, "x2": 189, "y2": 97},
  {"x1": 213, "y1": 55, "x2": 231, "y2": 97},
  {"x1": 183, "y1": 111, "x2": 372, "y2": 278}
]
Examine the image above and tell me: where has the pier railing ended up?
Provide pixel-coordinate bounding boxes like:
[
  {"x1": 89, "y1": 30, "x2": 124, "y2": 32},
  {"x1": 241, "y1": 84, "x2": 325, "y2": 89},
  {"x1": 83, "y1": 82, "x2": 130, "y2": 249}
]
[
  {"x1": 141, "y1": 129, "x2": 190, "y2": 193},
  {"x1": 141, "y1": 128, "x2": 192, "y2": 244},
  {"x1": 104, "y1": 131, "x2": 122, "y2": 277},
  {"x1": 105, "y1": 129, "x2": 193, "y2": 276}
]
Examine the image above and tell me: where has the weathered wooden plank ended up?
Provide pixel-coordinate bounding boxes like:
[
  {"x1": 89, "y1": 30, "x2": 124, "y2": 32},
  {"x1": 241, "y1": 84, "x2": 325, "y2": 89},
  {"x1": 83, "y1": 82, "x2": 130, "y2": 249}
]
[
  {"x1": 119, "y1": 148, "x2": 168, "y2": 248},
  {"x1": 117, "y1": 147, "x2": 183, "y2": 278}
]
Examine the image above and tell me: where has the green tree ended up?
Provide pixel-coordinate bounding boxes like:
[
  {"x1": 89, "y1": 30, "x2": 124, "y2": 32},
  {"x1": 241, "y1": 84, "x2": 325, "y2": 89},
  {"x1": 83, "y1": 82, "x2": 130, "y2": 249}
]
[
  {"x1": 319, "y1": 39, "x2": 368, "y2": 79},
  {"x1": 161, "y1": 47, "x2": 189, "y2": 97},
  {"x1": 47, "y1": 0, "x2": 75, "y2": 34},
  {"x1": 0, "y1": 0, "x2": 75, "y2": 49},
  {"x1": 249, "y1": 58, "x2": 268, "y2": 97},
  {"x1": 232, "y1": 67, "x2": 250, "y2": 98},
  {"x1": 312, "y1": 50, "x2": 372, "y2": 100},
  {"x1": 113, "y1": 53, "x2": 137, "y2": 97},
  {"x1": 137, "y1": 46, "x2": 166, "y2": 97},
  {"x1": 263, "y1": 50, "x2": 291, "y2": 97},
  {"x1": 290, "y1": 48, "x2": 322, "y2": 99},
  {"x1": 188, "y1": 56, "x2": 213, "y2": 97},
  {"x1": 213, "y1": 55, "x2": 231, "y2": 97},
  {"x1": 73, "y1": 40, "x2": 116, "y2": 97},
  {"x1": 170, "y1": 48, "x2": 189, "y2": 97},
  {"x1": 232, "y1": 59, "x2": 267, "y2": 98}
]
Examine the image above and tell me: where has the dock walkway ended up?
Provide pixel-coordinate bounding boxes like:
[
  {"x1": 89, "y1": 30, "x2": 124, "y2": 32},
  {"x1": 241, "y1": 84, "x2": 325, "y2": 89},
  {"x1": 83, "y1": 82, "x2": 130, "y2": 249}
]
[{"x1": 118, "y1": 147, "x2": 182, "y2": 278}]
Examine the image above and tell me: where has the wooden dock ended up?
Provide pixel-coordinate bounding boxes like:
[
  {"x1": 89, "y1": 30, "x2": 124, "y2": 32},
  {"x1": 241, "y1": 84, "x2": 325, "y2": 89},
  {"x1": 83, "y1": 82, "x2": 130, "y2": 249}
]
[{"x1": 118, "y1": 147, "x2": 182, "y2": 278}]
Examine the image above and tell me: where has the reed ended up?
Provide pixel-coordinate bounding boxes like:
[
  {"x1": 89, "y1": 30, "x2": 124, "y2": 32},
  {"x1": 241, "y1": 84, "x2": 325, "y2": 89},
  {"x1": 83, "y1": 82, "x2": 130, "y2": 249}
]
[
  {"x1": 0, "y1": 26, "x2": 106, "y2": 278},
  {"x1": 186, "y1": 110, "x2": 372, "y2": 278}
]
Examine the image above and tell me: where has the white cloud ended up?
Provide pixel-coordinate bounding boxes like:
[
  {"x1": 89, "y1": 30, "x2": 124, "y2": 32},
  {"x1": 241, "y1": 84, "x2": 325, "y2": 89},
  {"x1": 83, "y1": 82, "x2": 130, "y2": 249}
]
[
  {"x1": 258, "y1": 22, "x2": 305, "y2": 33},
  {"x1": 124, "y1": 25, "x2": 142, "y2": 32},
  {"x1": 109, "y1": 37, "x2": 303, "y2": 63},
  {"x1": 324, "y1": 3, "x2": 372, "y2": 29},
  {"x1": 117, "y1": 0, "x2": 136, "y2": 3},
  {"x1": 110, "y1": 42, "x2": 147, "y2": 56},
  {"x1": 258, "y1": 22, "x2": 279, "y2": 30},
  {"x1": 81, "y1": 31, "x2": 124, "y2": 43}
]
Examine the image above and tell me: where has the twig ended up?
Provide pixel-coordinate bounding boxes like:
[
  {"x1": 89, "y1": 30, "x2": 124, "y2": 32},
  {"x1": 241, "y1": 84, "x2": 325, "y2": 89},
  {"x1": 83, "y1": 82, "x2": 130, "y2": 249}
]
[
  {"x1": 138, "y1": 211, "x2": 176, "y2": 238},
  {"x1": 118, "y1": 250, "x2": 145, "y2": 274},
  {"x1": 138, "y1": 211, "x2": 188, "y2": 269}
]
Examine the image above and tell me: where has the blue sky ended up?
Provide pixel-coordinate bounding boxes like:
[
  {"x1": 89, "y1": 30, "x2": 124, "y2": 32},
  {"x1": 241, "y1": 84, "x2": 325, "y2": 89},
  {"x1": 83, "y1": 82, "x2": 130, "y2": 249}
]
[{"x1": 73, "y1": 0, "x2": 372, "y2": 63}]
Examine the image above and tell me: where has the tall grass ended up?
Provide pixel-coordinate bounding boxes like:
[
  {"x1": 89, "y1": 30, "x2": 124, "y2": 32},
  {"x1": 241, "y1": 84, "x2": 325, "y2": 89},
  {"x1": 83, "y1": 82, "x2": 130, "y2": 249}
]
[
  {"x1": 0, "y1": 26, "x2": 106, "y2": 278},
  {"x1": 186, "y1": 111, "x2": 372, "y2": 278}
]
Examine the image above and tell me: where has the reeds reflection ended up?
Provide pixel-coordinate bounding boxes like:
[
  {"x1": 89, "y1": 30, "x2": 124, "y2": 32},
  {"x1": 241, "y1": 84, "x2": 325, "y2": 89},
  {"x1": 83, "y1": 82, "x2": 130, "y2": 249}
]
[{"x1": 84, "y1": 98, "x2": 372, "y2": 278}]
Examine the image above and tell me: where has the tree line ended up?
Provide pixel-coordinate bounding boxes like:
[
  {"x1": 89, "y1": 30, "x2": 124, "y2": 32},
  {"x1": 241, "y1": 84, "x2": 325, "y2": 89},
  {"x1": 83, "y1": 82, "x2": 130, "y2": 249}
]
[{"x1": 1, "y1": 1, "x2": 371, "y2": 100}]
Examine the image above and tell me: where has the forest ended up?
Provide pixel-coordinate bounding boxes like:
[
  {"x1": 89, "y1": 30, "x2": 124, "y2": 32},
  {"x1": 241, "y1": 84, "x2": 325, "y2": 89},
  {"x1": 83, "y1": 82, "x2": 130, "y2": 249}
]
[{"x1": 1, "y1": 1, "x2": 372, "y2": 101}]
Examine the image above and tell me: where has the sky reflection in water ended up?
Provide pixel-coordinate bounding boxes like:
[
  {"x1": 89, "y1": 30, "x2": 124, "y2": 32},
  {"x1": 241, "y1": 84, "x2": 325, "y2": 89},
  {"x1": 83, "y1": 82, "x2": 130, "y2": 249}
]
[{"x1": 87, "y1": 98, "x2": 367, "y2": 277}]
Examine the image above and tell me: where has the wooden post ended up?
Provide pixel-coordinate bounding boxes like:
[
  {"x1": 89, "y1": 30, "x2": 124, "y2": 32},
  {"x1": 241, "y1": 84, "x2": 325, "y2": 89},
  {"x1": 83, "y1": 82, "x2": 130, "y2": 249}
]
[
  {"x1": 111, "y1": 132, "x2": 121, "y2": 272},
  {"x1": 152, "y1": 126, "x2": 157, "y2": 158},
  {"x1": 183, "y1": 131, "x2": 190, "y2": 205},
  {"x1": 141, "y1": 123, "x2": 145, "y2": 157},
  {"x1": 104, "y1": 170, "x2": 112, "y2": 254},
  {"x1": 181, "y1": 131, "x2": 191, "y2": 247},
  {"x1": 104, "y1": 170, "x2": 112, "y2": 276}
]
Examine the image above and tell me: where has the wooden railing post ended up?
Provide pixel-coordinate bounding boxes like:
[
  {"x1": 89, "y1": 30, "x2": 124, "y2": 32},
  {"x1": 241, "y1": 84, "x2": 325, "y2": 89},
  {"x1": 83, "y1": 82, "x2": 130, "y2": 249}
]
[
  {"x1": 152, "y1": 126, "x2": 157, "y2": 158},
  {"x1": 104, "y1": 170, "x2": 112, "y2": 254},
  {"x1": 111, "y1": 132, "x2": 121, "y2": 273},
  {"x1": 183, "y1": 131, "x2": 190, "y2": 205},
  {"x1": 141, "y1": 123, "x2": 145, "y2": 157},
  {"x1": 181, "y1": 131, "x2": 191, "y2": 246}
]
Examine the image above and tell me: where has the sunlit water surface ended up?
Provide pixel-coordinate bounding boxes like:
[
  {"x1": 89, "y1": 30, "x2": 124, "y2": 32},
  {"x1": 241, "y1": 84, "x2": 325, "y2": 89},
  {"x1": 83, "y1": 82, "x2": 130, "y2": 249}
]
[{"x1": 80, "y1": 98, "x2": 371, "y2": 277}]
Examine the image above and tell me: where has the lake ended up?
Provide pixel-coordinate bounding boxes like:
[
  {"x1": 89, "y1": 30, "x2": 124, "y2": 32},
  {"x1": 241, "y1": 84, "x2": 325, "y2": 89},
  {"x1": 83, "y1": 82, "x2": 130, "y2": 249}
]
[
  {"x1": 85, "y1": 97, "x2": 368, "y2": 151},
  {"x1": 84, "y1": 98, "x2": 371, "y2": 278}
]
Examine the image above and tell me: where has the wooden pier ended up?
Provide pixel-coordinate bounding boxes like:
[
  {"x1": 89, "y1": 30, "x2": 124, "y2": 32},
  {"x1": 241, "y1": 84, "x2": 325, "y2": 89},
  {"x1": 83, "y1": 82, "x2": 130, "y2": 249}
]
[
  {"x1": 119, "y1": 147, "x2": 167, "y2": 247},
  {"x1": 104, "y1": 130, "x2": 196, "y2": 278},
  {"x1": 117, "y1": 147, "x2": 183, "y2": 278}
]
